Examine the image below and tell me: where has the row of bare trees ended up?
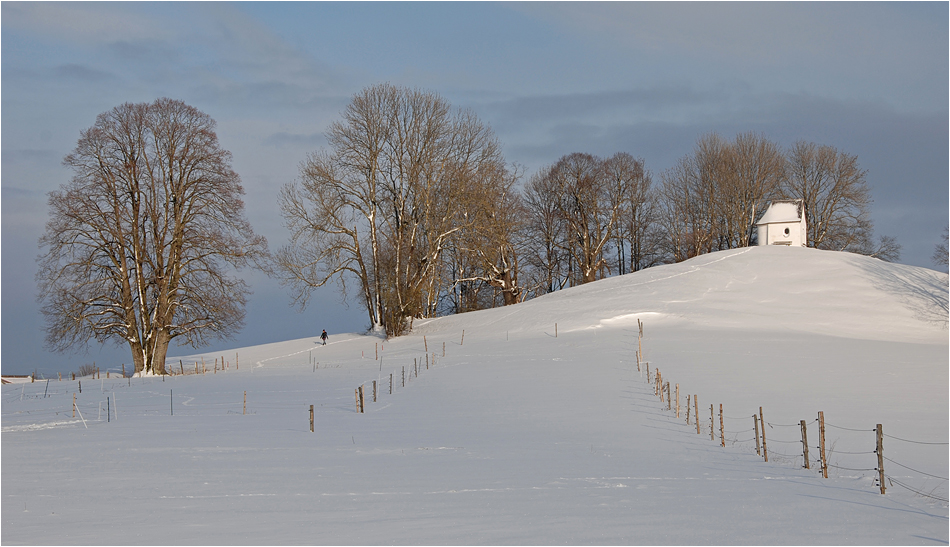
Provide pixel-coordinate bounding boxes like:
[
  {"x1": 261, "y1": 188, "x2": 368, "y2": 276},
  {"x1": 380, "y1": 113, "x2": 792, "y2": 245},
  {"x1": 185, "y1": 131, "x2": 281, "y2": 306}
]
[
  {"x1": 658, "y1": 133, "x2": 900, "y2": 263},
  {"x1": 38, "y1": 87, "x2": 907, "y2": 369}
]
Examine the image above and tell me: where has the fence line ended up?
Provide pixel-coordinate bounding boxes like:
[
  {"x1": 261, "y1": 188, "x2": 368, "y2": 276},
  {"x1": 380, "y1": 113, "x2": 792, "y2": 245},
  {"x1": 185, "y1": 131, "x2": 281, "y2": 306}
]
[{"x1": 632, "y1": 322, "x2": 947, "y2": 502}]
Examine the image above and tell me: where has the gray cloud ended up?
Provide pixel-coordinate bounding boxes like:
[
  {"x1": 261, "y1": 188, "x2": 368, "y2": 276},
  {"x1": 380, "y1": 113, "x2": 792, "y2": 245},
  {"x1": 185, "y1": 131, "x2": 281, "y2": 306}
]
[
  {"x1": 516, "y1": 3, "x2": 947, "y2": 111},
  {"x1": 485, "y1": 86, "x2": 714, "y2": 128},
  {"x1": 1, "y1": 2, "x2": 172, "y2": 45}
]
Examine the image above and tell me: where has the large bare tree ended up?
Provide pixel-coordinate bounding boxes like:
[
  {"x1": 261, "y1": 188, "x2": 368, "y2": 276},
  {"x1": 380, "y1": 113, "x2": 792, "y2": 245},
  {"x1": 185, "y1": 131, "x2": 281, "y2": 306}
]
[
  {"x1": 782, "y1": 140, "x2": 899, "y2": 261},
  {"x1": 37, "y1": 98, "x2": 268, "y2": 375},
  {"x1": 278, "y1": 84, "x2": 512, "y2": 336},
  {"x1": 720, "y1": 132, "x2": 785, "y2": 247}
]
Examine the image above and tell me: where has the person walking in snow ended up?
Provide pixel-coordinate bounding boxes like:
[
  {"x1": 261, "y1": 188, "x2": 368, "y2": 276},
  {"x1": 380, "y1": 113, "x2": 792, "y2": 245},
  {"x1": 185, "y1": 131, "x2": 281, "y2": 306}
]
[{"x1": 320, "y1": 329, "x2": 328, "y2": 345}]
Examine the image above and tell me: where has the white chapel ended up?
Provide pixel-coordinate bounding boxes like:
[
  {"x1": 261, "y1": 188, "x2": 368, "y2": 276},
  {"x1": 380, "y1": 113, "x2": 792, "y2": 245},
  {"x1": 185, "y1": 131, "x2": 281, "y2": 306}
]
[{"x1": 756, "y1": 199, "x2": 807, "y2": 247}]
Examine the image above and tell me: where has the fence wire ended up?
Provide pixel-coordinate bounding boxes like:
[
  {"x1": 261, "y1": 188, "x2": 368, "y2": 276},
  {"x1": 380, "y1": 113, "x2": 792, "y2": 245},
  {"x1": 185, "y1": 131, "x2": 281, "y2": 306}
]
[{"x1": 631, "y1": 343, "x2": 946, "y2": 504}]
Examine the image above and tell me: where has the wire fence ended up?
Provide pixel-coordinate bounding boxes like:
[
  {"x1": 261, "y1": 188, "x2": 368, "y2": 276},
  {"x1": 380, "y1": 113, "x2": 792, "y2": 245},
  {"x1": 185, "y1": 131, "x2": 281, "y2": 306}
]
[
  {"x1": 633, "y1": 323, "x2": 948, "y2": 505},
  {"x1": 5, "y1": 324, "x2": 947, "y2": 506},
  {"x1": 2, "y1": 344, "x2": 447, "y2": 429}
]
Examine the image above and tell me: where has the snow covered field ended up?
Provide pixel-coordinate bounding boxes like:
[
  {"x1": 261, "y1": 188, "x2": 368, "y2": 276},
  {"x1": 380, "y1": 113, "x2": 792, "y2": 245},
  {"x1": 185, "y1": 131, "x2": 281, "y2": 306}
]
[{"x1": 3, "y1": 246, "x2": 947, "y2": 545}]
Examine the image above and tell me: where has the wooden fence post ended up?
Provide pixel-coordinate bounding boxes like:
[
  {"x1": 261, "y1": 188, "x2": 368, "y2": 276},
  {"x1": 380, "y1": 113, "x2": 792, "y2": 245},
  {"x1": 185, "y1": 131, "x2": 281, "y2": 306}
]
[
  {"x1": 310, "y1": 405, "x2": 314, "y2": 432},
  {"x1": 675, "y1": 384, "x2": 680, "y2": 418},
  {"x1": 686, "y1": 394, "x2": 691, "y2": 424},
  {"x1": 390, "y1": 373, "x2": 393, "y2": 395},
  {"x1": 358, "y1": 386, "x2": 365, "y2": 413},
  {"x1": 638, "y1": 322, "x2": 643, "y2": 372},
  {"x1": 719, "y1": 404, "x2": 725, "y2": 447},
  {"x1": 355, "y1": 388, "x2": 360, "y2": 412},
  {"x1": 243, "y1": 391, "x2": 247, "y2": 415},
  {"x1": 73, "y1": 393, "x2": 76, "y2": 418},
  {"x1": 754, "y1": 415, "x2": 761, "y2": 456},
  {"x1": 402, "y1": 366, "x2": 405, "y2": 387},
  {"x1": 800, "y1": 420, "x2": 810, "y2": 469},
  {"x1": 373, "y1": 380, "x2": 377, "y2": 402},
  {"x1": 760, "y1": 407, "x2": 768, "y2": 462},
  {"x1": 461, "y1": 330, "x2": 465, "y2": 345},
  {"x1": 818, "y1": 411, "x2": 827, "y2": 478},
  {"x1": 876, "y1": 424, "x2": 885, "y2": 494},
  {"x1": 694, "y1": 395, "x2": 700, "y2": 434},
  {"x1": 424, "y1": 335, "x2": 427, "y2": 352},
  {"x1": 710, "y1": 405, "x2": 714, "y2": 441},
  {"x1": 666, "y1": 383, "x2": 671, "y2": 411}
]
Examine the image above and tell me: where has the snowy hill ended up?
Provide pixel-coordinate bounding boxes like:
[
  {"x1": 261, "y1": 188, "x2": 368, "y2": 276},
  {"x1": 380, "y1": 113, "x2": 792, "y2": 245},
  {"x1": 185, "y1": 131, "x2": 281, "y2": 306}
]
[
  {"x1": 414, "y1": 245, "x2": 948, "y2": 343},
  {"x1": 3, "y1": 247, "x2": 947, "y2": 544}
]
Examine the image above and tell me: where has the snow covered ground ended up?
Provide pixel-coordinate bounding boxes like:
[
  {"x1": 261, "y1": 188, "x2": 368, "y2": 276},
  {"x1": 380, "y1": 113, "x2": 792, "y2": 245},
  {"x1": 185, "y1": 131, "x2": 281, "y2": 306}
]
[{"x1": 3, "y1": 246, "x2": 947, "y2": 544}]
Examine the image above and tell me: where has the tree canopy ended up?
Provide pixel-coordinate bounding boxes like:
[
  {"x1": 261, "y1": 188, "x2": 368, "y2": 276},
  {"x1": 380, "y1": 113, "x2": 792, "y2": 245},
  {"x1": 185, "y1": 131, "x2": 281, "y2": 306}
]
[{"x1": 37, "y1": 98, "x2": 268, "y2": 374}]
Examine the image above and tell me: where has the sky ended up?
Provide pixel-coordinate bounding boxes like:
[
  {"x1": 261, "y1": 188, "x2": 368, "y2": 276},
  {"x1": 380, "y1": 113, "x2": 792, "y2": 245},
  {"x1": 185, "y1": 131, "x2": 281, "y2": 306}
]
[{"x1": 2, "y1": 2, "x2": 947, "y2": 377}]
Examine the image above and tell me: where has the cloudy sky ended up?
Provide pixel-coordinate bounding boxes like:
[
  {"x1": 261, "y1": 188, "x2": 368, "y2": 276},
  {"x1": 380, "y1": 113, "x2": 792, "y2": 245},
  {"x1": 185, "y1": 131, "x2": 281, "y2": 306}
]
[{"x1": 2, "y1": 2, "x2": 947, "y2": 376}]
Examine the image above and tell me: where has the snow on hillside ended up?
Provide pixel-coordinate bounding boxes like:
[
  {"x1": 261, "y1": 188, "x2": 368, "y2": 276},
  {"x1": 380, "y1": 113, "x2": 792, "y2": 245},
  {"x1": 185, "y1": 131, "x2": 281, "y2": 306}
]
[{"x1": 3, "y1": 246, "x2": 947, "y2": 544}]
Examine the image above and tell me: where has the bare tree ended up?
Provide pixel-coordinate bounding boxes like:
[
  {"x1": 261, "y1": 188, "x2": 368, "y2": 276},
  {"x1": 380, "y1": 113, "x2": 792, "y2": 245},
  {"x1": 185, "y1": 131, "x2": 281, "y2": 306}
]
[
  {"x1": 448, "y1": 164, "x2": 527, "y2": 308},
  {"x1": 37, "y1": 99, "x2": 268, "y2": 375},
  {"x1": 522, "y1": 168, "x2": 570, "y2": 295},
  {"x1": 545, "y1": 153, "x2": 628, "y2": 284},
  {"x1": 782, "y1": 141, "x2": 872, "y2": 252},
  {"x1": 278, "y1": 84, "x2": 510, "y2": 336},
  {"x1": 720, "y1": 132, "x2": 785, "y2": 247},
  {"x1": 934, "y1": 227, "x2": 949, "y2": 268},
  {"x1": 866, "y1": 235, "x2": 902, "y2": 263},
  {"x1": 603, "y1": 153, "x2": 664, "y2": 273},
  {"x1": 658, "y1": 152, "x2": 716, "y2": 262}
]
